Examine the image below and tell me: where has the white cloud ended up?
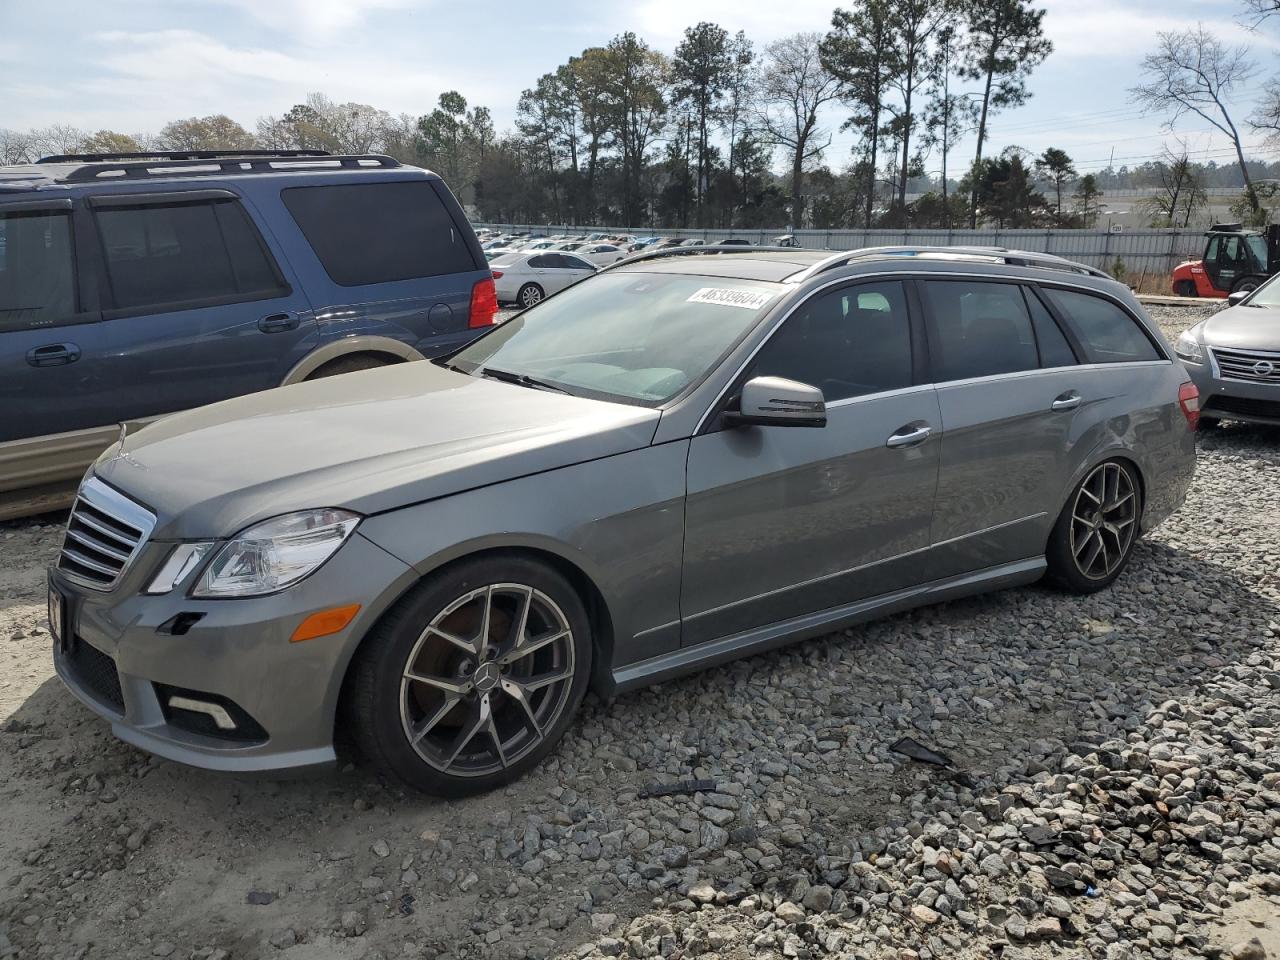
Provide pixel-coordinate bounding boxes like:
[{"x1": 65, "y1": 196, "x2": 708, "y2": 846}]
[
  {"x1": 626, "y1": 0, "x2": 841, "y2": 48},
  {"x1": 1039, "y1": 0, "x2": 1277, "y2": 57},
  {"x1": 199, "y1": 0, "x2": 420, "y2": 41}
]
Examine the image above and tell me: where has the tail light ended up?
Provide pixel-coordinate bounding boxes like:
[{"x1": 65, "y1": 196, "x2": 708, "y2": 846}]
[
  {"x1": 1178, "y1": 381, "x2": 1200, "y2": 430},
  {"x1": 468, "y1": 276, "x2": 498, "y2": 328},
  {"x1": 490, "y1": 271, "x2": 504, "y2": 279}
]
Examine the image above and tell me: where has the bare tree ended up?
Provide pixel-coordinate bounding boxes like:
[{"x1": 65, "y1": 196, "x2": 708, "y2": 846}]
[
  {"x1": 1131, "y1": 26, "x2": 1260, "y2": 215},
  {"x1": 1139, "y1": 144, "x2": 1207, "y2": 227},
  {"x1": 1239, "y1": 0, "x2": 1280, "y2": 28},
  {"x1": 759, "y1": 32, "x2": 843, "y2": 228}
]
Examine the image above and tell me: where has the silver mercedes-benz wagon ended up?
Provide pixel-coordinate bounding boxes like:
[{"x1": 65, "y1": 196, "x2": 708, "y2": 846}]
[{"x1": 48, "y1": 246, "x2": 1198, "y2": 795}]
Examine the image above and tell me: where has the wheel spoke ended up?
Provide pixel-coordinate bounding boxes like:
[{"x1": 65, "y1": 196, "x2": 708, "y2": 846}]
[
  {"x1": 426, "y1": 624, "x2": 478, "y2": 658},
  {"x1": 475, "y1": 585, "x2": 495, "y2": 660},
  {"x1": 502, "y1": 678, "x2": 543, "y2": 740},
  {"x1": 523, "y1": 666, "x2": 573, "y2": 692},
  {"x1": 443, "y1": 697, "x2": 490, "y2": 769},
  {"x1": 409, "y1": 695, "x2": 460, "y2": 744},
  {"x1": 508, "y1": 586, "x2": 533, "y2": 653},
  {"x1": 486, "y1": 713, "x2": 508, "y2": 769},
  {"x1": 404, "y1": 671, "x2": 472, "y2": 696},
  {"x1": 1105, "y1": 491, "x2": 1133, "y2": 513},
  {"x1": 500, "y1": 629, "x2": 569, "y2": 665},
  {"x1": 1079, "y1": 533, "x2": 1104, "y2": 573}
]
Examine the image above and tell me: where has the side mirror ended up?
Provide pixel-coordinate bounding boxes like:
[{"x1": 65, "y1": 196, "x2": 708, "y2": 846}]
[
  {"x1": 1227, "y1": 290, "x2": 1249, "y2": 306},
  {"x1": 725, "y1": 376, "x2": 826, "y2": 428}
]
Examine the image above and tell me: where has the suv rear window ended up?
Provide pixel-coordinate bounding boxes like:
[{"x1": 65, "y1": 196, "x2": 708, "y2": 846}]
[
  {"x1": 1042, "y1": 288, "x2": 1160, "y2": 363},
  {"x1": 95, "y1": 198, "x2": 287, "y2": 313},
  {"x1": 0, "y1": 210, "x2": 77, "y2": 330},
  {"x1": 282, "y1": 180, "x2": 476, "y2": 286}
]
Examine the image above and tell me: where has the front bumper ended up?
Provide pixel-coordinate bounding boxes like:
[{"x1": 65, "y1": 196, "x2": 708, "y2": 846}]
[
  {"x1": 50, "y1": 531, "x2": 415, "y2": 774},
  {"x1": 1185, "y1": 357, "x2": 1280, "y2": 426}
]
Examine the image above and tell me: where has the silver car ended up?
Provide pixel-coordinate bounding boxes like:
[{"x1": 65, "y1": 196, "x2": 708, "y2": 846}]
[
  {"x1": 1175, "y1": 281, "x2": 1280, "y2": 427},
  {"x1": 490, "y1": 251, "x2": 596, "y2": 308},
  {"x1": 48, "y1": 246, "x2": 1197, "y2": 796}
]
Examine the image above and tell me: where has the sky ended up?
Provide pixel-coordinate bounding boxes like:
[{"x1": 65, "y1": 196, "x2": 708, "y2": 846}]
[{"x1": 3, "y1": 0, "x2": 1279, "y2": 175}]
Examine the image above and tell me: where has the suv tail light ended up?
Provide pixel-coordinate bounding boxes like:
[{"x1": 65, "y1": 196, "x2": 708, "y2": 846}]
[
  {"x1": 1178, "y1": 381, "x2": 1200, "y2": 430},
  {"x1": 469, "y1": 276, "x2": 499, "y2": 328}
]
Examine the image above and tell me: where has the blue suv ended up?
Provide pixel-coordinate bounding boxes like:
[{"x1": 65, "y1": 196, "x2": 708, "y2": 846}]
[{"x1": 0, "y1": 150, "x2": 497, "y2": 518}]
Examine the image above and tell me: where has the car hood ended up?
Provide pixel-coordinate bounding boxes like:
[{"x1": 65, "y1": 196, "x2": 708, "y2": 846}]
[
  {"x1": 1200, "y1": 304, "x2": 1280, "y2": 350},
  {"x1": 95, "y1": 362, "x2": 660, "y2": 539}
]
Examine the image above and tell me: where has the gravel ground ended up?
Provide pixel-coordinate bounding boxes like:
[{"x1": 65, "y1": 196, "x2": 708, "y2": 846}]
[{"x1": 2, "y1": 304, "x2": 1278, "y2": 960}]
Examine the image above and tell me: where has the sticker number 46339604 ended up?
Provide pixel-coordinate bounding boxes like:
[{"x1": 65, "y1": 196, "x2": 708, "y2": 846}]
[{"x1": 686, "y1": 287, "x2": 774, "y2": 310}]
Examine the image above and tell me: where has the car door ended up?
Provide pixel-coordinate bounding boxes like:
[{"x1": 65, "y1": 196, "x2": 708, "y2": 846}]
[
  {"x1": 920, "y1": 277, "x2": 1088, "y2": 578},
  {"x1": 546, "y1": 254, "x2": 595, "y2": 294},
  {"x1": 0, "y1": 198, "x2": 106, "y2": 445},
  {"x1": 680, "y1": 279, "x2": 942, "y2": 646},
  {"x1": 87, "y1": 189, "x2": 318, "y2": 423}
]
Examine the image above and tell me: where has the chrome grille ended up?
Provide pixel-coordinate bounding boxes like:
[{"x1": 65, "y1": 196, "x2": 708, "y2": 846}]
[
  {"x1": 1212, "y1": 347, "x2": 1280, "y2": 384},
  {"x1": 58, "y1": 478, "x2": 155, "y2": 590}
]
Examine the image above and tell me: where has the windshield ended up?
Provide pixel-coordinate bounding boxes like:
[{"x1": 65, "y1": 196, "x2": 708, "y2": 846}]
[
  {"x1": 1244, "y1": 270, "x2": 1280, "y2": 306},
  {"x1": 449, "y1": 272, "x2": 782, "y2": 405}
]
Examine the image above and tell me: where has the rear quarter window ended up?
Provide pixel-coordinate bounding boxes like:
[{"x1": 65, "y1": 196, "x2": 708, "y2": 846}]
[
  {"x1": 282, "y1": 180, "x2": 476, "y2": 287},
  {"x1": 0, "y1": 209, "x2": 78, "y2": 330},
  {"x1": 1042, "y1": 288, "x2": 1161, "y2": 363}
]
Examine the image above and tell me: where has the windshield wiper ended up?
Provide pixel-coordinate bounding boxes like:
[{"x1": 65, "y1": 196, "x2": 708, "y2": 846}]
[{"x1": 479, "y1": 367, "x2": 572, "y2": 395}]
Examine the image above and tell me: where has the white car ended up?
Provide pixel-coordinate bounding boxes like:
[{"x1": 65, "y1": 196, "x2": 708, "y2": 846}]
[
  {"x1": 574, "y1": 243, "x2": 628, "y2": 266},
  {"x1": 490, "y1": 251, "x2": 597, "y2": 307}
]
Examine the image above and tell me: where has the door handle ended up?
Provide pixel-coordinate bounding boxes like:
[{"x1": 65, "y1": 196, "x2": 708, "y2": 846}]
[
  {"x1": 26, "y1": 343, "x2": 81, "y2": 367},
  {"x1": 1051, "y1": 391, "x2": 1082, "y2": 411},
  {"x1": 258, "y1": 313, "x2": 299, "y2": 333},
  {"x1": 886, "y1": 424, "x2": 932, "y2": 448}
]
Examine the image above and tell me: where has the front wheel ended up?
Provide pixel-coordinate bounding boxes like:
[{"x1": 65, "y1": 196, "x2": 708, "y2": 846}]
[
  {"x1": 1173, "y1": 279, "x2": 1197, "y2": 297},
  {"x1": 347, "y1": 556, "x2": 591, "y2": 796},
  {"x1": 518, "y1": 283, "x2": 544, "y2": 309},
  {"x1": 1044, "y1": 460, "x2": 1143, "y2": 594}
]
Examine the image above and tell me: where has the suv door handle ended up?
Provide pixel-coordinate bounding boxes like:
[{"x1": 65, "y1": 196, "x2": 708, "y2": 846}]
[
  {"x1": 258, "y1": 313, "x2": 299, "y2": 333},
  {"x1": 1051, "y1": 391, "x2": 1082, "y2": 411},
  {"x1": 886, "y1": 424, "x2": 932, "y2": 448},
  {"x1": 26, "y1": 343, "x2": 81, "y2": 367}
]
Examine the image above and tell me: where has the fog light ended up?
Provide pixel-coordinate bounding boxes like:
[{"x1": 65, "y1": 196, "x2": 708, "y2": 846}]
[{"x1": 167, "y1": 695, "x2": 236, "y2": 731}]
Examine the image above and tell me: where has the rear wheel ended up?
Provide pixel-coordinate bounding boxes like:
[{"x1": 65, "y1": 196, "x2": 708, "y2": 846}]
[
  {"x1": 518, "y1": 283, "x2": 545, "y2": 309},
  {"x1": 1044, "y1": 460, "x2": 1142, "y2": 593},
  {"x1": 348, "y1": 556, "x2": 591, "y2": 796},
  {"x1": 1231, "y1": 276, "x2": 1263, "y2": 295},
  {"x1": 1173, "y1": 279, "x2": 1197, "y2": 297}
]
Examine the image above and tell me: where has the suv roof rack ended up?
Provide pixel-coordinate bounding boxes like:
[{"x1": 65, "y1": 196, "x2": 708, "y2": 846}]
[
  {"x1": 605, "y1": 244, "x2": 814, "y2": 270},
  {"x1": 794, "y1": 245, "x2": 1110, "y2": 280},
  {"x1": 37, "y1": 149, "x2": 332, "y2": 164},
  {"x1": 50, "y1": 153, "x2": 402, "y2": 183}
]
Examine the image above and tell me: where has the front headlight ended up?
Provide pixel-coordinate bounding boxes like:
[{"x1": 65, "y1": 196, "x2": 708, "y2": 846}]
[
  {"x1": 192, "y1": 509, "x2": 361, "y2": 598},
  {"x1": 1175, "y1": 329, "x2": 1204, "y2": 363}
]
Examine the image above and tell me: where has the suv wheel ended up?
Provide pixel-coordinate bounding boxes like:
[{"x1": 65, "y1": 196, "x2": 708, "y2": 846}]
[
  {"x1": 518, "y1": 283, "x2": 544, "y2": 308},
  {"x1": 1045, "y1": 460, "x2": 1142, "y2": 593},
  {"x1": 348, "y1": 556, "x2": 591, "y2": 796}
]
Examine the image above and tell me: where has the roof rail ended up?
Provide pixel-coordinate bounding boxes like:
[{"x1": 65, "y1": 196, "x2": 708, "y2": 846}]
[
  {"x1": 792, "y1": 245, "x2": 1110, "y2": 281},
  {"x1": 38, "y1": 149, "x2": 332, "y2": 164},
  {"x1": 604, "y1": 244, "x2": 814, "y2": 271},
  {"x1": 57, "y1": 154, "x2": 402, "y2": 183}
]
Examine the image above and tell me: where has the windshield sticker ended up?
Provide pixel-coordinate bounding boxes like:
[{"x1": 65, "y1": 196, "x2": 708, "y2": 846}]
[{"x1": 686, "y1": 287, "x2": 773, "y2": 310}]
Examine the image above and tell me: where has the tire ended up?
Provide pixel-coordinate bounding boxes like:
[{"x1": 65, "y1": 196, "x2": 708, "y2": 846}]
[
  {"x1": 1044, "y1": 459, "x2": 1143, "y2": 594},
  {"x1": 1231, "y1": 276, "x2": 1263, "y2": 295},
  {"x1": 347, "y1": 555, "x2": 592, "y2": 797},
  {"x1": 306, "y1": 355, "x2": 392, "y2": 380},
  {"x1": 1173, "y1": 279, "x2": 1197, "y2": 297},
  {"x1": 517, "y1": 283, "x2": 544, "y2": 309}
]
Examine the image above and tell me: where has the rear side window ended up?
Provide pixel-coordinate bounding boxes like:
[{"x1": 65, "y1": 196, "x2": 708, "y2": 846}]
[
  {"x1": 923, "y1": 281, "x2": 1040, "y2": 381},
  {"x1": 282, "y1": 180, "x2": 476, "y2": 286},
  {"x1": 95, "y1": 199, "x2": 287, "y2": 313},
  {"x1": 1024, "y1": 288, "x2": 1077, "y2": 368},
  {"x1": 1042, "y1": 289, "x2": 1160, "y2": 363},
  {"x1": 0, "y1": 210, "x2": 78, "y2": 330}
]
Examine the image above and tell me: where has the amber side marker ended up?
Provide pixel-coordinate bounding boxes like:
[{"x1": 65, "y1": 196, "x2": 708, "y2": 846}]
[{"x1": 291, "y1": 604, "x2": 362, "y2": 643}]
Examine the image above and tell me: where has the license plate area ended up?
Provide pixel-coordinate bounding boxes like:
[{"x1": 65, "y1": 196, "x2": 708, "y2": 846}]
[{"x1": 47, "y1": 580, "x2": 71, "y2": 655}]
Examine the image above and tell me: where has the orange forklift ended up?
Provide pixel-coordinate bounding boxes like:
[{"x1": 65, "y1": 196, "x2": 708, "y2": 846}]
[{"x1": 1171, "y1": 223, "x2": 1280, "y2": 298}]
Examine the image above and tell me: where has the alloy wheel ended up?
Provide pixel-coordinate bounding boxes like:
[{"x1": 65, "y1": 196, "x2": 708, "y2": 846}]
[
  {"x1": 520, "y1": 285, "x2": 543, "y2": 308},
  {"x1": 1069, "y1": 462, "x2": 1137, "y2": 581},
  {"x1": 398, "y1": 583, "x2": 575, "y2": 778}
]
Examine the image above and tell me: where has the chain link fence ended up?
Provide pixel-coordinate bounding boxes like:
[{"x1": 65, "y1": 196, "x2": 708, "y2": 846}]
[{"x1": 475, "y1": 224, "x2": 1207, "y2": 281}]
